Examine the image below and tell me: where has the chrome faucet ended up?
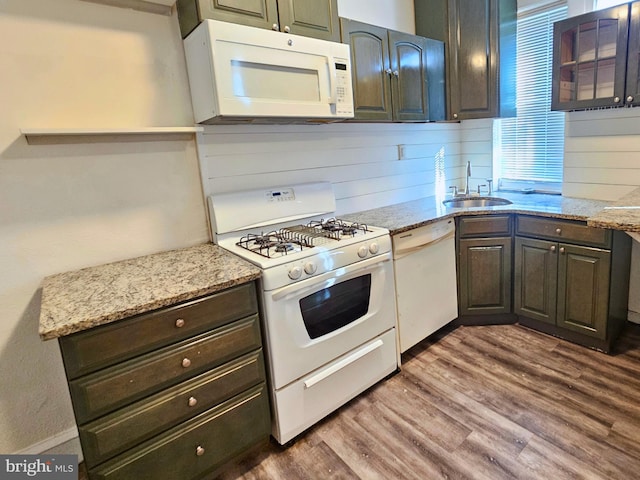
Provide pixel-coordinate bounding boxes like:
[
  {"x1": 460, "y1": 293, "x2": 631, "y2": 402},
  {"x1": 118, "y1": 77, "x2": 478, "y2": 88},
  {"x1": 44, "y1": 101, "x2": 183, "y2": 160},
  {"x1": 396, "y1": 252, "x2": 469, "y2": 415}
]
[{"x1": 464, "y1": 161, "x2": 471, "y2": 195}]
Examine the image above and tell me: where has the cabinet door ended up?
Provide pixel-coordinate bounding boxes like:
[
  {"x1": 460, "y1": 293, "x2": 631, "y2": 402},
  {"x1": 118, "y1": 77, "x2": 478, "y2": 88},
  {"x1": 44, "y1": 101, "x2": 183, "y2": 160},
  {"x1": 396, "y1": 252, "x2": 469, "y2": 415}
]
[
  {"x1": 448, "y1": 0, "x2": 498, "y2": 119},
  {"x1": 556, "y1": 244, "x2": 610, "y2": 340},
  {"x1": 340, "y1": 20, "x2": 393, "y2": 121},
  {"x1": 458, "y1": 237, "x2": 512, "y2": 316},
  {"x1": 551, "y1": 4, "x2": 629, "y2": 111},
  {"x1": 184, "y1": 0, "x2": 279, "y2": 33},
  {"x1": 388, "y1": 31, "x2": 429, "y2": 122},
  {"x1": 276, "y1": 0, "x2": 339, "y2": 41},
  {"x1": 626, "y1": 1, "x2": 640, "y2": 107},
  {"x1": 514, "y1": 237, "x2": 558, "y2": 325}
]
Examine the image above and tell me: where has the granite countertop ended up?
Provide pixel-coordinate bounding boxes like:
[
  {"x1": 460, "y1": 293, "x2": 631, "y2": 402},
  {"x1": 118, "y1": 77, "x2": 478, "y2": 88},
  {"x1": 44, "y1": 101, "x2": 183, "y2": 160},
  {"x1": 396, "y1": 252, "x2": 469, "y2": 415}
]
[
  {"x1": 587, "y1": 187, "x2": 640, "y2": 232},
  {"x1": 39, "y1": 243, "x2": 261, "y2": 340},
  {"x1": 341, "y1": 191, "x2": 613, "y2": 235}
]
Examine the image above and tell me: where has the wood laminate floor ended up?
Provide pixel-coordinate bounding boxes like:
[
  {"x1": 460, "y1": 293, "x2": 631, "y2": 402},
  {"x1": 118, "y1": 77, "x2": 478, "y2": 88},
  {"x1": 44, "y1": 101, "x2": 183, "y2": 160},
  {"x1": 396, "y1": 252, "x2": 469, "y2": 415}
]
[{"x1": 214, "y1": 323, "x2": 640, "y2": 480}]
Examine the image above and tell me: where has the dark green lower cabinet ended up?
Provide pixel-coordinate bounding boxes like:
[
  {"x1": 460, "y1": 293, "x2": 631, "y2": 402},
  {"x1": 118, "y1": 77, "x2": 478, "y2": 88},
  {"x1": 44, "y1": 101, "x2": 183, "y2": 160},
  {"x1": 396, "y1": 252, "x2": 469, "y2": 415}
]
[
  {"x1": 514, "y1": 237, "x2": 557, "y2": 325},
  {"x1": 557, "y1": 244, "x2": 610, "y2": 339},
  {"x1": 515, "y1": 237, "x2": 610, "y2": 338},
  {"x1": 90, "y1": 384, "x2": 270, "y2": 480},
  {"x1": 458, "y1": 237, "x2": 512, "y2": 317},
  {"x1": 514, "y1": 217, "x2": 631, "y2": 352},
  {"x1": 59, "y1": 283, "x2": 271, "y2": 480}
]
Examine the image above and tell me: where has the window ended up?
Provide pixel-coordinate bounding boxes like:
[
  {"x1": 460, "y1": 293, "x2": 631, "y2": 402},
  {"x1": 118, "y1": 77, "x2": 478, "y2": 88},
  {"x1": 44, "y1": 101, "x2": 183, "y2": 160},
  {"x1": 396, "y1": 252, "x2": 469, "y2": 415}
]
[{"x1": 493, "y1": 3, "x2": 568, "y2": 193}]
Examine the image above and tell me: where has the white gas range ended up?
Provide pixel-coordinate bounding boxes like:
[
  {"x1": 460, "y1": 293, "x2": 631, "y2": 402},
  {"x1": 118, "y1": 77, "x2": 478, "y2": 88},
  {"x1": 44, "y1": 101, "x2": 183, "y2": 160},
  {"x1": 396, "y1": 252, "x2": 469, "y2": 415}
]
[{"x1": 208, "y1": 182, "x2": 398, "y2": 444}]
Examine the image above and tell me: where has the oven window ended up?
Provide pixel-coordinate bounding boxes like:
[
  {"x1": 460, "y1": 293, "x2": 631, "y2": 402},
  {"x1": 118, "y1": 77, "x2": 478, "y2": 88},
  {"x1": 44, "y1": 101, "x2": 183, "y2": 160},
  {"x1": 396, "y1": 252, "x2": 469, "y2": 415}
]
[{"x1": 299, "y1": 275, "x2": 371, "y2": 339}]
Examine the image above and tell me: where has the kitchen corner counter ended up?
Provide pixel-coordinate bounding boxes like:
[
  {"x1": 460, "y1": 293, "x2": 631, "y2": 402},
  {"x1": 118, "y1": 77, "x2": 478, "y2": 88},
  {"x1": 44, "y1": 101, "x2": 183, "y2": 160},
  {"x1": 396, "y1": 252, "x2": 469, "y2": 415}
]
[
  {"x1": 341, "y1": 192, "x2": 612, "y2": 235},
  {"x1": 586, "y1": 187, "x2": 640, "y2": 232},
  {"x1": 39, "y1": 243, "x2": 261, "y2": 340}
]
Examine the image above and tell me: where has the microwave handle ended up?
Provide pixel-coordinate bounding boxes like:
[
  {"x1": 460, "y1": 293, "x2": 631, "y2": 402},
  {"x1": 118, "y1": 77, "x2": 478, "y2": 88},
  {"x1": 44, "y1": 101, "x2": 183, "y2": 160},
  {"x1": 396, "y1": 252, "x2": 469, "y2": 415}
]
[{"x1": 327, "y1": 56, "x2": 337, "y2": 105}]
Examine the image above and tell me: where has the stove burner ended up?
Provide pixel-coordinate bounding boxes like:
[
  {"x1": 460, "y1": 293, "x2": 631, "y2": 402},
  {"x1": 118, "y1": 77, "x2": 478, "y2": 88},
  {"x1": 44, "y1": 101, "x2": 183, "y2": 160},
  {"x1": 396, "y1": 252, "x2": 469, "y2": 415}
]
[
  {"x1": 275, "y1": 243, "x2": 295, "y2": 253},
  {"x1": 235, "y1": 219, "x2": 372, "y2": 259},
  {"x1": 307, "y1": 218, "x2": 370, "y2": 238}
]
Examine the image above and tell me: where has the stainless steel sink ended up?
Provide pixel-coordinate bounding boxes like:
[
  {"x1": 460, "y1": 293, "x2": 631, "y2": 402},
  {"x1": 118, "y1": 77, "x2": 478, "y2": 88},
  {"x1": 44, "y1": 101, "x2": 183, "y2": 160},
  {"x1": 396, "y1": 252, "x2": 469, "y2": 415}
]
[{"x1": 442, "y1": 197, "x2": 513, "y2": 208}]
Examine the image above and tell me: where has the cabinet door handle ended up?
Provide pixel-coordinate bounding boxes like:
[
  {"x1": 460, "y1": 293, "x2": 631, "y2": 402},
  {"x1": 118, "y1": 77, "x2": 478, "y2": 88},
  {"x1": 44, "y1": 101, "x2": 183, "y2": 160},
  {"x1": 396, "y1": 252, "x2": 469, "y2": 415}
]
[
  {"x1": 627, "y1": 95, "x2": 634, "y2": 103},
  {"x1": 550, "y1": 245, "x2": 556, "y2": 252},
  {"x1": 188, "y1": 396, "x2": 197, "y2": 407},
  {"x1": 555, "y1": 228, "x2": 562, "y2": 234},
  {"x1": 283, "y1": 25, "x2": 291, "y2": 33},
  {"x1": 196, "y1": 445, "x2": 205, "y2": 456},
  {"x1": 175, "y1": 318, "x2": 185, "y2": 328},
  {"x1": 393, "y1": 70, "x2": 399, "y2": 77},
  {"x1": 614, "y1": 96, "x2": 621, "y2": 103},
  {"x1": 181, "y1": 358, "x2": 191, "y2": 368},
  {"x1": 385, "y1": 68, "x2": 392, "y2": 75},
  {"x1": 453, "y1": 113, "x2": 458, "y2": 119},
  {"x1": 559, "y1": 247, "x2": 565, "y2": 254},
  {"x1": 272, "y1": 23, "x2": 279, "y2": 31}
]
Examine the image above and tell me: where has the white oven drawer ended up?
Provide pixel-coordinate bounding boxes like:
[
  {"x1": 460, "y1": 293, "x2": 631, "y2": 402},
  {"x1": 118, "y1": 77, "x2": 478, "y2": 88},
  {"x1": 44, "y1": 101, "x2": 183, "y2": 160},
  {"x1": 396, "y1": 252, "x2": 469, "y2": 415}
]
[{"x1": 270, "y1": 328, "x2": 397, "y2": 444}]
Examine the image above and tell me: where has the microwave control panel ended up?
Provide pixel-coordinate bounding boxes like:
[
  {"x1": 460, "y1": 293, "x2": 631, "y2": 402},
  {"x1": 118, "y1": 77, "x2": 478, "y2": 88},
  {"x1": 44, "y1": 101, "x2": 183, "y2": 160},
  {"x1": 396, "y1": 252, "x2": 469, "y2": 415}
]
[{"x1": 334, "y1": 60, "x2": 354, "y2": 116}]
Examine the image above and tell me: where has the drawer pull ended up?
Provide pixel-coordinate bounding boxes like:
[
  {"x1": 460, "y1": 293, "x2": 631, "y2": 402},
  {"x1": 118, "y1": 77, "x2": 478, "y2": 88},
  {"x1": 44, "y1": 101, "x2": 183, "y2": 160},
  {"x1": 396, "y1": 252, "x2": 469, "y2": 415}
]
[
  {"x1": 181, "y1": 358, "x2": 191, "y2": 368},
  {"x1": 188, "y1": 396, "x2": 197, "y2": 407},
  {"x1": 550, "y1": 245, "x2": 556, "y2": 252},
  {"x1": 196, "y1": 445, "x2": 205, "y2": 456},
  {"x1": 175, "y1": 318, "x2": 185, "y2": 328},
  {"x1": 559, "y1": 247, "x2": 565, "y2": 254},
  {"x1": 555, "y1": 228, "x2": 562, "y2": 234}
]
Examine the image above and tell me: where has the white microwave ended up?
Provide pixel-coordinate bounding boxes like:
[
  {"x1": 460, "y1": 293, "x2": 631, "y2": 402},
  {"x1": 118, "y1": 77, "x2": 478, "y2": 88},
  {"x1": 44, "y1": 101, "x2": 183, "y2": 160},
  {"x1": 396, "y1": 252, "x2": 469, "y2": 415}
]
[{"x1": 183, "y1": 19, "x2": 355, "y2": 124}]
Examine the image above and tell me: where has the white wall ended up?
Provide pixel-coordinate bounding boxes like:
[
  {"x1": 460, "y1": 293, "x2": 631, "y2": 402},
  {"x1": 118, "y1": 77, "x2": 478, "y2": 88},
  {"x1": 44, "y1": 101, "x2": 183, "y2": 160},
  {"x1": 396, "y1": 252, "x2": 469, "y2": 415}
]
[
  {"x1": 337, "y1": 0, "x2": 415, "y2": 33},
  {"x1": 0, "y1": 0, "x2": 208, "y2": 454}
]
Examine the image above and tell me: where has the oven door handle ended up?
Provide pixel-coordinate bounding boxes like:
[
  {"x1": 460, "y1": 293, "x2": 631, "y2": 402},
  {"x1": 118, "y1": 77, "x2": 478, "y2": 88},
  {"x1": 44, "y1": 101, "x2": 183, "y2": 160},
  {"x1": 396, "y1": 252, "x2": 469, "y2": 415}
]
[
  {"x1": 270, "y1": 253, "x2": 392, "y2": 302},
  {"x1": 304, "y1": 338, "x2": 384, "y2": 389}
]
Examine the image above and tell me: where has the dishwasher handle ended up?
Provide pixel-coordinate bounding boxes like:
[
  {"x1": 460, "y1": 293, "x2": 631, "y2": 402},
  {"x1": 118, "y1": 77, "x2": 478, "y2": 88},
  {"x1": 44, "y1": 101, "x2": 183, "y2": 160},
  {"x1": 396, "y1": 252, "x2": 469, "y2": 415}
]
[{"x1": 393, "y1": 230, "x2": 455, "y2": 259}]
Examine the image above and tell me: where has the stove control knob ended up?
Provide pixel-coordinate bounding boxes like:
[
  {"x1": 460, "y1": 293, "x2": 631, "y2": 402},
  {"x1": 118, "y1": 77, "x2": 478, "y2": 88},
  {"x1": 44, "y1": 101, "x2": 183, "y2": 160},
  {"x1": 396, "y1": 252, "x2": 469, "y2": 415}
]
[
  {"x1": 369, "y1": 242, "x2": 380, "y2": 255},
  {"x1": 288, "y1": 265, "x2": 303, "y2": 280},
  {"x1": 304, "y1": 262, "x2": 317, "y2": 275},
  {"x1": 357, "y1": 245, "x2": 369, "y2": 258}
]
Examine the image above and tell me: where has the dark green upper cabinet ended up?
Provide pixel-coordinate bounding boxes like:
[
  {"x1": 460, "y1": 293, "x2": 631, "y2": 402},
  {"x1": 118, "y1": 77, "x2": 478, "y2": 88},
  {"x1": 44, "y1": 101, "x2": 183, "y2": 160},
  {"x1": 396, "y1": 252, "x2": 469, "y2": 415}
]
[
  {"x1": 414, "y1": 0, "x2": 516, "y2": 120},
  {"x1": 341, "y1": 21, "x2": 393, "y2": 121},
  {"x1": 177, "y1": 0, "x2": 340, "y2": 41},
  {"x1": 627, "y1": 1, "x2": 640, "y2": 107},
  {"x1": 340, "y1": 19, "x2": 444, "y2": 122},
  {"x1": 551, "y1": 4, "x2": 631, "y2": 110}
]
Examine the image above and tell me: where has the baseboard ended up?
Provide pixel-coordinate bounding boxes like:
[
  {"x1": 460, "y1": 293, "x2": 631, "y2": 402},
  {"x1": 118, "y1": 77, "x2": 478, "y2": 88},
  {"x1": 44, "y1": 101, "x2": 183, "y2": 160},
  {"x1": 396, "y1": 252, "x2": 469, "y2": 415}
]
[{"x1": 15, "y1": 426, "x2": 83, "y2": 461}]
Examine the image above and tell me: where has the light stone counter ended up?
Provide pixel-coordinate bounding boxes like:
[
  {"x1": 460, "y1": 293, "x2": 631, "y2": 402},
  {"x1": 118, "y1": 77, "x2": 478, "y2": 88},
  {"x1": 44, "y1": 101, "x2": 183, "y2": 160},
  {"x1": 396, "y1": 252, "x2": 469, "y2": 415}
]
[
  {"x1": 587, "y1": 187, "x2": 640, "y2": 233},
  {"x1": 39, "y1": 243, "x2": 261, "y2": 340},
  {"x1": 341, "y1": 191, "x2": 611, "y2": 236}
]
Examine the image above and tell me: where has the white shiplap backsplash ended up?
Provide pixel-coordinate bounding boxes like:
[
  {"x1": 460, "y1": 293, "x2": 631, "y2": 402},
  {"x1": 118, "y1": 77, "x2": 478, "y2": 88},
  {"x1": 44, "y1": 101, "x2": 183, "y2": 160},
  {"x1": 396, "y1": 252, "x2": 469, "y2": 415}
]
[
  {"x1": 196, "y1": 122, "x2": 463, "y2": 215},
  {"x1": 563, "y1": 108, "x2": 640, "y2": 200}
]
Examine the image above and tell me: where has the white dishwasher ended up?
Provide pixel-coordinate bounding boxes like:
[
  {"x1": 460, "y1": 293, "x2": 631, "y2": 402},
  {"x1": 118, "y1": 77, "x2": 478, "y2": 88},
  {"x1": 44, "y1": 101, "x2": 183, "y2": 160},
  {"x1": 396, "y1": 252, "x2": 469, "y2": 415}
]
[{"x1": 392, "y1": 218, "x2": 458, "y2": 353}]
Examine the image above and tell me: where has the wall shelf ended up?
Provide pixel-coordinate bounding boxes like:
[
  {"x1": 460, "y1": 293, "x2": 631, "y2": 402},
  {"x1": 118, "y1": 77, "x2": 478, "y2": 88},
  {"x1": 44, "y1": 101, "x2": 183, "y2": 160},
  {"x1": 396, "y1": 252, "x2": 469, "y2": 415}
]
[
  {"x1": 21, "y1": 127, "x2": 204, "y2": 145},
  {"x1": 81, "y1": 0, "x2": 175, "y2": 16}
]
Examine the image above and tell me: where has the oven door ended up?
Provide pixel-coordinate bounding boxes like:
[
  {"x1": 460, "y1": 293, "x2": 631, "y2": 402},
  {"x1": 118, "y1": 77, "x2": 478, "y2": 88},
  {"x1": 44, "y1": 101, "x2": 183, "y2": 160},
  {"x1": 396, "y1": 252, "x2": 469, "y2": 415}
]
[{"x1": 261, "y1": 253, "x2": 397, "y2": 390}]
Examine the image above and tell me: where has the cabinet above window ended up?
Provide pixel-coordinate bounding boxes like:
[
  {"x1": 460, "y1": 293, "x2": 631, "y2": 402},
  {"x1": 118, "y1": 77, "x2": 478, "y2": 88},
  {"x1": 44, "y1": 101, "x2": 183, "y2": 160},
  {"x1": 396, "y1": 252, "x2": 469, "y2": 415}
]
[{"x1": 552, "y1": 1, "x2": 640, "y2": 111}]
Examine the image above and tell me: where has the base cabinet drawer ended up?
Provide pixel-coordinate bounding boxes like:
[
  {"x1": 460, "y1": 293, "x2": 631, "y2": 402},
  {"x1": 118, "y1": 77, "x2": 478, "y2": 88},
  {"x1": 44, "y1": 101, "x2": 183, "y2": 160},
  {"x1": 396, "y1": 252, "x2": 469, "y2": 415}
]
[
  {"x1": 90, "y1": 384, "x2": 271, "y2": 480},
  {"x1": 60, "y1": 283, "x2": 258, "y2": 379},
  {"x1": 70, "y1": 315, "x2": 262, "y2": 423},
  {"x1": 80, "y1": 350, "x2": 266, "y2": 466}
]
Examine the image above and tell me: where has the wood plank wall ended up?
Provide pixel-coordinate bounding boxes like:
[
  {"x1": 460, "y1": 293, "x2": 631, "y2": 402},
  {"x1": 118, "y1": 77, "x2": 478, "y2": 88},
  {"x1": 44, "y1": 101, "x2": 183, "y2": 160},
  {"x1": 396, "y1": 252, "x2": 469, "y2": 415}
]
[
  {"x1": 460, "y1": 119, "x2": 494, "y2": 193},
  {"x1": 563, "y1": 108, "x2": 640, "y2": 201},
  {"x1": 196, "y1": 122, "x2": 463, "y2": 215}
]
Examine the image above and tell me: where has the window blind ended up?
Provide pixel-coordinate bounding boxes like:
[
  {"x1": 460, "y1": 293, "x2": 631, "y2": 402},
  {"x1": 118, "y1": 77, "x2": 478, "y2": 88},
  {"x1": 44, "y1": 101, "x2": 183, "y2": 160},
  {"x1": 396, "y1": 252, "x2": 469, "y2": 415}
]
[{"x1": 494, "y1": 5, "x2": 568, "y2": 191}]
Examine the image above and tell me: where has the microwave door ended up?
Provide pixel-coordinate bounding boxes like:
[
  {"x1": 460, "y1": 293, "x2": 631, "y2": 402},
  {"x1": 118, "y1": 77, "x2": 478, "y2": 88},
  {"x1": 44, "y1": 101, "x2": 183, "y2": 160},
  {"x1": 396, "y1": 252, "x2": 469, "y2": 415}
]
[{"x1": 214, "y1": 41, "x2": 335, "y2": 117}]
